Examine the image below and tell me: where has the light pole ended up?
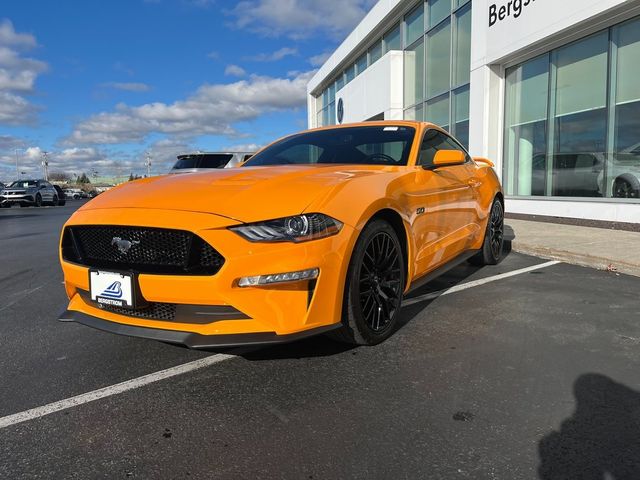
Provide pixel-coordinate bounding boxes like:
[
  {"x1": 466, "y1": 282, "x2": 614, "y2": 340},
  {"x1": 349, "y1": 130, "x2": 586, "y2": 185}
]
[
  {"x1": 14, "y1": 149, "x2": 19, "y2": 177},
  {"x1": 145, "y1": 152, "x2": 152, "y2": 177},
  {"x1": 41, "y1": 151, "x2": 50, "y2": 181}
]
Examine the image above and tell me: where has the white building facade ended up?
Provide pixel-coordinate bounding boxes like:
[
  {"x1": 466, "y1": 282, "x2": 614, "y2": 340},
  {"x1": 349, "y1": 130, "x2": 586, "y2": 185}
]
[{"x1": 307, "y1": 0, "x2": 640, "y2": 223}]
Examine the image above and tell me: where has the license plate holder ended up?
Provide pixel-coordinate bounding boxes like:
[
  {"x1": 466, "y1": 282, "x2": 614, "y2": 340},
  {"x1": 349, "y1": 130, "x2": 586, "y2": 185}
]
[{"x1": 90, "y1": 270, "x2": 135, "y2": 309}]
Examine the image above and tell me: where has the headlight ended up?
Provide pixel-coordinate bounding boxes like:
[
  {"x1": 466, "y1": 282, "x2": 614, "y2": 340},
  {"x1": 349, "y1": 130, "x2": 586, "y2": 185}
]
[{"x1": 230, "y1": 213, "x2": 343, "y2": 243}]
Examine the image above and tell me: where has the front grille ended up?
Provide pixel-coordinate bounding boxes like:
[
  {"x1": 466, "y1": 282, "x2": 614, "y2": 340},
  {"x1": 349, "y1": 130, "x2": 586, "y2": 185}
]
[
  {"x1": 100, "y1": 301, "x2": 177, "y2": 321},
  {"x1": 62, "y1": 225, "x2": 224, "y2": 275}
]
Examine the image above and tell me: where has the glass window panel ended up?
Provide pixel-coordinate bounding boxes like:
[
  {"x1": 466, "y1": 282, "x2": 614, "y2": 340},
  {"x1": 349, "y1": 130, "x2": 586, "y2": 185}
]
[
  {"x1": 611, "y1": 19, "x2": 640, "y2": 199},
  {"x1": 453, "y1": 85, "x2": 470, "y2": 147},
  {"x1": 384, "y1": 24, "x2": 401, "y2": 52},
  {"x1": 328, "y1": 83, "x2": 336, "y2": 103},
  {"x1": 428, "y1": 0, "x2": 451, "y2": 29},
  {"x1": 455, "y1": 0, "x2": 470, "y2": 7},
  {"x1": 426, "y1": 19, "x2": 451, "y2": 98},
  {"x1": 328, "y1": 101, "x2": 336, "y2": 126},
  {"x1": 345, "y1": 64, "x2": 355, "y2": 83},
  {"x1": 322, "y1": 107, "x2": 330, "y2": 127},
  {"x1": 321, "y1": 88, "x2": 329, "y2": 108},
  {"x1": 453, "y1": 6, "x2": 471, "y2": 87},
  {"x1": 316, "y1": 110, "x2": 322, "y2": 126},
  {"x1": 336, "y1": 74, "x2": 345, "y2": 92},
  {"x1": 355, "y1": 53, "x2": 368, "y2": 76},
  {"x1": 404, "y1": 103, "x2": 424, "y2": 121},
  {"x1": 554, "y1": 32, "x2": 608, "y2": 117},
  {"x1": 369, "y1": 40, "x2": 383, "y2": 65},
  {"x1": 405, "y1": 4, "x2": 425, "y2": 46},
  {"x1": 615, "y1": 20, "x2": 640, "y2": 104},
  {"x1": 503, "y1": 55, "x2": 549, "y2": 196},
  {"x1": 551, "y1": 33, "x2": 608, "y2": 198},
  {"x1": 404, "y1": 40, "x2": 424, "y2": 107},
  {"x1": 426, "y1": 93, "x2": 449, "y2": 126}
]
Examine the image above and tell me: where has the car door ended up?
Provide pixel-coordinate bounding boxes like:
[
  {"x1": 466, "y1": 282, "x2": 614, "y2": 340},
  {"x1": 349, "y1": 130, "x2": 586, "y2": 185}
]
[
  {"x1": 410, "y1": 129, "x2": 480, "y2": 277},
  {"x1": 41, "y1": 181, "x2": 53, "y2": 202}
]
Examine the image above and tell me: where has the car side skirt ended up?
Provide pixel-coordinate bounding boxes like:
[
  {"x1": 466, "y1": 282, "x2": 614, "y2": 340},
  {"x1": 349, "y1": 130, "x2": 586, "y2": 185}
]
[
  {"x1": 406, "y1": 249, "x2": 479, "y2": 294},
  {"x1": 58, "y1": 309, "x2": 341, "y2": 349}
]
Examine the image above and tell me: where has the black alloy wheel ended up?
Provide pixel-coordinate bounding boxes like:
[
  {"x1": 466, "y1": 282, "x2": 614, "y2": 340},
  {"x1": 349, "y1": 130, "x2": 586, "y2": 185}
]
[
  {"x1": 52, "y1": 194, "x2": 58, "y2": 206},
  {"x1": 614, "y1": 179, "x2": 639, "y2": 199},
  {"x1": 35, "y1": 194, "x2": 42, "y2": 207},
  {"x1": 358, "y1": 231, "x2": 403, "y2": 333},
  {"x1": 329, "y1": 219, "x2": 405, "y2": 345},
  {"x1": 469, "y1": 198, "x2": 504, "y2": 266},
  {"x1": 488, "y1": 201, "x2": 504, "y2": 260}
]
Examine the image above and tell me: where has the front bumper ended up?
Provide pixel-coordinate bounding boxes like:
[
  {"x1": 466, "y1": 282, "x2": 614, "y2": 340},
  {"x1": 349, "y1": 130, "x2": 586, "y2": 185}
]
[
  {"x1": 59, "y1": 207, "x2": 357, "y2": 347},
  {"x1": 59, "y1": 309, "x2": 340, "y2": 348},
  {"x1": 1, "y1": 194, "x2": 34, "y2": 205}
]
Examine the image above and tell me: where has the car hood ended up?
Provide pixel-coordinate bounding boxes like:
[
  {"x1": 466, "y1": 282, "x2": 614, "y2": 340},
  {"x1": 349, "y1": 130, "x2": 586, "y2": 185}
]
[{"x1": 80, "y1": 165, "x2": 396, "y2": 223}]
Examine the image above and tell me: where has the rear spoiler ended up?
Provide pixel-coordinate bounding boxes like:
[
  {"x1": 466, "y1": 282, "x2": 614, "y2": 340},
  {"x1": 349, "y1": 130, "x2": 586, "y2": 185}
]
[{"x1": 473, "y1": 157, "x2": 495, "y2": 168}]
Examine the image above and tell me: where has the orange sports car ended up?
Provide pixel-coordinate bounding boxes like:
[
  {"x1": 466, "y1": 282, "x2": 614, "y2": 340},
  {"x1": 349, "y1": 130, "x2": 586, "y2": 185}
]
[{"x1": 59, "y1": 121, "x2": 504, "y2": 347}]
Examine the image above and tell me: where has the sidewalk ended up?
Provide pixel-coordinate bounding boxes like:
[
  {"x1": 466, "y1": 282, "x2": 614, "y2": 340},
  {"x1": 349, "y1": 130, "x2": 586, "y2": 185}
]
[{"x1": 505, "y1": 219, "x2": 640, "y2": 277}]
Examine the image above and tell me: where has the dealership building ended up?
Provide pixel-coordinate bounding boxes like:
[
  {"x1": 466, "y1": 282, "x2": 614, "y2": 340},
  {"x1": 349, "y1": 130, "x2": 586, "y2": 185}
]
[{"x1": 307, "y1": 0, "x2": 640, "y2": 223}]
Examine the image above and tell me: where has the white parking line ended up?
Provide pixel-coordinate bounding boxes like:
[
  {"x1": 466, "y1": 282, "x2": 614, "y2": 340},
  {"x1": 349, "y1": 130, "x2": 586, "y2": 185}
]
[
  {"x1": 0, "y1": 353, "x2": 235, "y2": 430},
  {"x1": 403, "y1": 260, "x2": 561, "y2": 307},
  {"x1": 0, "y1": 259, "x2": 561, "y2": 430}
]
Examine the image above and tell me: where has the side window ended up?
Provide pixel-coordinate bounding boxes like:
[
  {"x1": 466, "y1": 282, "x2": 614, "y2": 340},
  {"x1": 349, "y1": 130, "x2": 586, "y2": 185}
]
[
  {"x1": 243, "y1": 154, "x2": 253, "y2": 162},
  {"x1": 417, "y1": 130, "x2": 469, "y2": 167}
]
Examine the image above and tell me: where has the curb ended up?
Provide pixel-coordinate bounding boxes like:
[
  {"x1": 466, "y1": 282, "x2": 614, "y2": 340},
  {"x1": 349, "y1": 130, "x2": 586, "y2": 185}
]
[{"x1": 510, "y1": 241, "x2": 640, "y2": 278}]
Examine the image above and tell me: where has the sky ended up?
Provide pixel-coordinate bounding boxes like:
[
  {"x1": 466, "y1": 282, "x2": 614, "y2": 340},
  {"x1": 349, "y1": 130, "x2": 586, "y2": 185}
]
[{"x1": 0, "y1": 0, "x2": 376, "y2": 181}]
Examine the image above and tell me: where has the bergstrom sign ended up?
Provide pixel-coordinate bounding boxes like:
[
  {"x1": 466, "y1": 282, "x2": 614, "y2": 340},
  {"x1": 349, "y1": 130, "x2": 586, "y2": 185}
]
[{"x1": 489, "y1": 0, "x2": 537, "y2": 27}]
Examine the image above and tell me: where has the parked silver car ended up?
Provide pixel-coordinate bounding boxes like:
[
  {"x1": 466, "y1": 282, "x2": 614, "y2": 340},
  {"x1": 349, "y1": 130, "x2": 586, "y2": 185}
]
[
  {"x1": 0, "y1": 179, "x2": 60, "y2": 207},
  {"x1": 169, "y1": 151, "x2": 254, "y2": 174}
]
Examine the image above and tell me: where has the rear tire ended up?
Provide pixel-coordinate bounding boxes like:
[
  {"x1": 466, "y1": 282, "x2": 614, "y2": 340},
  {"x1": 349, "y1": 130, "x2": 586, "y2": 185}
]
[
  {"x1": 469, "y1": 198, "x2": 504, "y2": 266},
  {"x1": 51, "y1": 194, "x2": 58, "y2": 206},
  {"x1": 328, "y1": 219, "x2": 405, "y2": 346},
  {"x1": 613, "y1": 174, "x2": 640, "y2": 199}
]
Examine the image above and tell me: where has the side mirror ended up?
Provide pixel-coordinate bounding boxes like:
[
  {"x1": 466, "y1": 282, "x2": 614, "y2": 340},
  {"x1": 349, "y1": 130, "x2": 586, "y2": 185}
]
[{"x1": 431, "y1": 150, "x2": 466, "y2": 168}]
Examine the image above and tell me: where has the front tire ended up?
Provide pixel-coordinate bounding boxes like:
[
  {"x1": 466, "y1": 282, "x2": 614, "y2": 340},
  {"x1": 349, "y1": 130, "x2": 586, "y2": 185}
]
[
  {"x1": 469, "y1": 198, "x2": 504, "y2": 266},
  {"x1": 330, "y1": 219, "x2": 405, "y2": 346},
  {"x1": 35, "y1": 194, "x2": 42, "y2": 207},
  {"x1": 613, "y1": 174, "x2": 640, "y2": 199}
]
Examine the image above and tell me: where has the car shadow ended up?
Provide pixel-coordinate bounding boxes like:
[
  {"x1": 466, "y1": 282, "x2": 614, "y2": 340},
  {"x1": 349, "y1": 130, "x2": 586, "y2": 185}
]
[{"x1": 538, "y1": 374, "x2": 640, "y2": 479}]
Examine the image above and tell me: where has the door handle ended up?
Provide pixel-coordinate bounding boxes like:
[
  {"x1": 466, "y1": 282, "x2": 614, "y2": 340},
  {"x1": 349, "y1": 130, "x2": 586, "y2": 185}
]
[{"x1": 467, "y1": 180, "x2": 482, "y2": 188}]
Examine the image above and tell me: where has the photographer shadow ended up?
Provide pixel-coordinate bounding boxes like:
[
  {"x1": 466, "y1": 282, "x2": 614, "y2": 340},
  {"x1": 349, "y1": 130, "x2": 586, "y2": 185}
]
[{"x1": 538, "y1": 373, "x2": 640, "y2": 479}]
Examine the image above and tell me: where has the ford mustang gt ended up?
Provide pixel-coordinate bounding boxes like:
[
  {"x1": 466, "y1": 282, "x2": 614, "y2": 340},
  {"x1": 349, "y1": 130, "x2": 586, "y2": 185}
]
[{"x1": 58, "y1": 121, "x2": 504, "y2": 347}]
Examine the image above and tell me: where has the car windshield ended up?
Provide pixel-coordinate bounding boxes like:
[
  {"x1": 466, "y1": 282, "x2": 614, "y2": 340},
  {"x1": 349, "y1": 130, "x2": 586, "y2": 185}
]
[
  {"x1": 173, "y1": 154, "x2": 233, "y2": 169},
  {"x1": 244, "y1": 126, "x2": 416, "y2": 167},
  {"x1": 9, "y1": 180, "x2": 37, "y2": 188}
]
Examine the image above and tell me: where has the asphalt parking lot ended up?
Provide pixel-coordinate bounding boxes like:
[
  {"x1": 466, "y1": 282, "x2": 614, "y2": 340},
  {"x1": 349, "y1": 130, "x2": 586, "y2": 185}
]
[{"x1": 0, "y1": 202, "x2": 638, "y2": 479}]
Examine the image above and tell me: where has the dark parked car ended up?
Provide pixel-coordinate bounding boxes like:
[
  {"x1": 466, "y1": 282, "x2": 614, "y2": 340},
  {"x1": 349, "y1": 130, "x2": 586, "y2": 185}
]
[{"x1": 52, "y1": 185, "x2": 66, "y2": 206}]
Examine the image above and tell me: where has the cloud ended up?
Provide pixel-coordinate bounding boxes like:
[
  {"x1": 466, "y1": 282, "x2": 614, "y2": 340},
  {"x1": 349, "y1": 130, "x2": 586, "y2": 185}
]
[
  {"x1": 227, "y1": 0, "x2": 377, "y2": 39},
  {"x1": 0, "y1": 19, "x2": 47, "y2": 126},
  {"x1": 0, "y1": 19, "x2": 37, "y2": 49},
  {"x1": 101, "y1": 82, "x2": 151, "y2": 92},
  {"x1": 0, "y1": 135, "x2": 26, "y2": 150},
  {"x1": 64, "y1": 70, "x2": 315, "y2": 145},
  {"x1": 245, "y1": 47, "x2": 297, "y2": 62},
  {"x1": 224, "y1": 64, "x2": 246, "y2": 77},
  {"x1": 222, "y1": 142, "x2": 262, "y2": 152},
  {"x1": 206, "y1": 50, "x2": 219, "y2": 60},
  {"x1": 309, "y1": 51, "x2": 331, "y2": 67},
  {"x1": 0, "y1": 144, "x2": 155, "y2": 180}
]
